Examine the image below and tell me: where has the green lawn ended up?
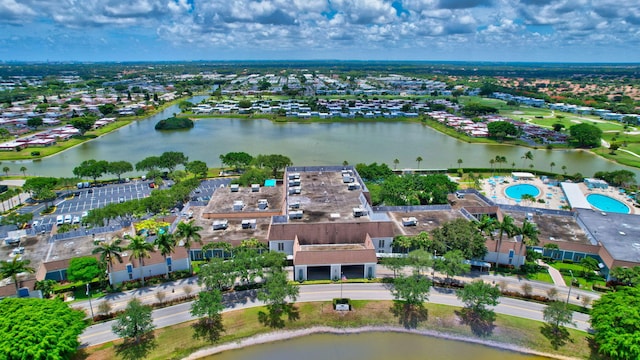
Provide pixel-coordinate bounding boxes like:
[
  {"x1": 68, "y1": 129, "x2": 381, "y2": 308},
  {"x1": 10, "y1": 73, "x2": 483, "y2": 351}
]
[
  {"x1": 549, "y1": 262, "x2": 607, "y2": 290},
  {"x1": 75, "y1": 300, "x2": 595, "y2": 360}
]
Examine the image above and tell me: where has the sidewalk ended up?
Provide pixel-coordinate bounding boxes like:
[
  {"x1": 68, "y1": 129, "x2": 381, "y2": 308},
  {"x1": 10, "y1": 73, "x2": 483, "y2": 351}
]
[{"x1": 536, "y1": 259, "x2": 567, "y2": 286}]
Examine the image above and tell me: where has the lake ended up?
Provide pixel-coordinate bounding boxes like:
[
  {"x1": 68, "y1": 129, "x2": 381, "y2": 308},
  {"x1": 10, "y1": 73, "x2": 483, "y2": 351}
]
[
  {"x1": 203, "y1": 332, "x2": 550, "y2": 360},
  {"x1": 10, "y1": 96, "x2": 639, "y2": 178}
]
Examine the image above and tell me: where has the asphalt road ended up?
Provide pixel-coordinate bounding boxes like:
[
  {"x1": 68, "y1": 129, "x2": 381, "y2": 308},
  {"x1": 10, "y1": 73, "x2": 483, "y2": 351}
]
[{"x1": 79, "y1": 283, "x2": 591, "y2": 348}]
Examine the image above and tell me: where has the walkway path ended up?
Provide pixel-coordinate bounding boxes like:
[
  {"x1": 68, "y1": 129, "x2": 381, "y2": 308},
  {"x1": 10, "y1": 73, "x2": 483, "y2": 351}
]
[{"x1": 536, "y1": 259, "x2": 566, "y2": 287}]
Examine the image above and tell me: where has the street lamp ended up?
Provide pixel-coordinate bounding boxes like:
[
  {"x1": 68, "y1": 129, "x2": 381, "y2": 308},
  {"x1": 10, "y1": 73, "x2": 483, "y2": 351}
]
[
  {"x1": 86, "y1": 283, "x2": 94, "y2": 319},
  {"x1": 565, "y1": 270, "x2": 574, "y2": 304}
]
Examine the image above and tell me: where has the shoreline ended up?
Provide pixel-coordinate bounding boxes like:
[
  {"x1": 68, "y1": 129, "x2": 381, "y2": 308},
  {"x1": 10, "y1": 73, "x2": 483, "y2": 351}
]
[{"x1": 182, "y1": 326, "x2": 579, "y2": 360}]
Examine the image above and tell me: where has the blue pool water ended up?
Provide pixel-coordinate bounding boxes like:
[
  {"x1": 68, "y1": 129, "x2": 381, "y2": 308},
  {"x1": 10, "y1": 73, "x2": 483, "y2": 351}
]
[
  {"x1": 264, "y1": 179, "x2": 276, "y2": 187},
  {"x1": 586, "y1": 194, "x2": 630, "y2": 213},
  {"x1": 505, "y1": 184, "x2": 540, "y2": 200}
]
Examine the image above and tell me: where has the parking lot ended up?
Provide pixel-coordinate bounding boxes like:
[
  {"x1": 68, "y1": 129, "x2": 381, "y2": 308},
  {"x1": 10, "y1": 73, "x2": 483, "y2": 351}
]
[{"x1": 19, "y1": 178, "x2": 232, "y2": 231}]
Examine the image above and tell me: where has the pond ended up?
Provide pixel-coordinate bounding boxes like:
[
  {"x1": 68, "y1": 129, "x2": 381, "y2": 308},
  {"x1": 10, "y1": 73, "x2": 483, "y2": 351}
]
[
  {"x1": 203, "y1": 332, "x2": 550, "y2": 360},
  {"x1": 9, "y1": 96, "x2": 640, "y2": 179}
]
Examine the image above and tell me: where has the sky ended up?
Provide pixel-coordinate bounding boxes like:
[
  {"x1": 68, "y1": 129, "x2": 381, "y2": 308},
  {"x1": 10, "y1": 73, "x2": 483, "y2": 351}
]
[{"x1": 1, "y1": 0, "x2": 640, "y2": 63}]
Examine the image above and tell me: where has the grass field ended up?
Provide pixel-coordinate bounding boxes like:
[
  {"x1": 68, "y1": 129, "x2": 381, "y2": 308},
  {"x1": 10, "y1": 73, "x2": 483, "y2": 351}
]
[{"x1": 75, "y1": 300, "x2": 595, "y2": 360}]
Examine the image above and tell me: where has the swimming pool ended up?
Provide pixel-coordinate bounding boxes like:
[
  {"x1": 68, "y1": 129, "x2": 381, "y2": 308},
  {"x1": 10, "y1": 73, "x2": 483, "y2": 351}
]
[
  {"x1": 586, "y1": 194, "x2": 630, "y2": 214},
  {"x1": 505, "y1": 184, "x2": 540, "y2": 200},
  {"x1": 264, "y1": 179, "x2": 276, "y2": 187}
]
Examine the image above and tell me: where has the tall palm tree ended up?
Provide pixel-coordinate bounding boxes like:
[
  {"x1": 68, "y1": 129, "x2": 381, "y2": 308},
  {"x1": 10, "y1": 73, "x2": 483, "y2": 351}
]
[
  {"x1": 415, "y1": 156, "x2": 423, "y2": 169},
  {"x1": 477, "y1": 214, "x2": 496, "y2": 241},
  {"x1": 92, "y1": 238, "x2": 123, "y2": 285},
  {"x1": 495, "y1": 215, "x2": 516, "y2": 261},
  {"x1": 176, "y1": 220, "x2": 203, "y2": 272},
  {"x1": 154, "y1": 232, "x2": 176, "y2": 278},
  {"x1": 550, "y1": 162, "x2": 556, "y2": 173},
  {"x1": 516, "y1": 219, "x2": 540, "y2": 265},
  {"x1": 19, "y1": 166, "x2": 26, "y2": 177},
  {"x1": 393, "y1": 158, "x2": 400, "y2": 170},
  {"x1": 126, "y1": 235, "x2": 154, "y2": 287},
  {"x1": 457, "y1": 158, "x2": 463, "y2": 169},
  {"x1": 489, "y1": 159, "x2": 495, "y2": 176},
  {"x1": 0, "y1": 257, "x2": 35, "y2": 294},
  {"x1": 3, "y1": 166, "x2": 9, "y2": 176},
  {"x1": 561, "y1": 165, "x2": 567, "y2": 175},
  {"x1": 521, "y1": 151, "x2": 533, "y2": 169}
]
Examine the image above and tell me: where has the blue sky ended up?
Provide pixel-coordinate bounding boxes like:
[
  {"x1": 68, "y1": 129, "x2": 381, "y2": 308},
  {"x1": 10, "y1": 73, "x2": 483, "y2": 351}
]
[{"x1": 1, "y1": 0, "x2": 639, "y2": 62}]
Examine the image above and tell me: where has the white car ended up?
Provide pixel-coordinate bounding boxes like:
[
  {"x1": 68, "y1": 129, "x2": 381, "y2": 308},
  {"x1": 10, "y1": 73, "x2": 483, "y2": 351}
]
[
  {"x1": 72, "y1": 216, "x2": 80, "y2": 224},
  {"x1": 81, "y1": 211, "x2": 88, "y2": 218}
]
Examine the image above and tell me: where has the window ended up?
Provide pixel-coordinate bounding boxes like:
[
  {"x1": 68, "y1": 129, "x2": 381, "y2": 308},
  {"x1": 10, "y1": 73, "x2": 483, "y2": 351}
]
[
  {"x1": 128, "y1": 273, "x2": 133, "y2": 280},
  {"x1": 126, "y1": 264, "x2": 133, "y2": 273},
  {"x1": 378, "y1": 240, "x2": 385, "y2": 248},
  {"x1": 278, "y1": 242, "x2": 284, "y2": 251},
  {"x1": 508, "y1": 250, "x2": 514, "y2": 258},
  {"x1": 168, "y1": 265, "x2": 172, "y2": 272}
]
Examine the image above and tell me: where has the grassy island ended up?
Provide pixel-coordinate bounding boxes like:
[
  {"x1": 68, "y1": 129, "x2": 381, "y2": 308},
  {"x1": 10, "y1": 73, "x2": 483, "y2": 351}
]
[{"x1": 155, "y1": 116, "x2": 194, "y2": 130}]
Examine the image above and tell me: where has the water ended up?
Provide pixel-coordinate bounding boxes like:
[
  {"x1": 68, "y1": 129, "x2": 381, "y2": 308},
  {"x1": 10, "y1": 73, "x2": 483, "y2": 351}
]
[
  {"x1": 9, "y1": 96, "x2": 640, "y2": 179},
  {"x1": 505, "y1": 184, "x2": 541, "y2": 200},
  {"x1": 204, "y1": 332, "x2": 549, "y2": 360},
  {"x1": 586, "y1": 193, "x2": 630, "y2": 213}
]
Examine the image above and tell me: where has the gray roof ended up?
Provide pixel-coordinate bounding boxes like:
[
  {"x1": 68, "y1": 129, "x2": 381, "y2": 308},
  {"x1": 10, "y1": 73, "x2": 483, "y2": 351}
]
[{"x1": 577, "y1": 209, "x2": 640, "y2": 263}]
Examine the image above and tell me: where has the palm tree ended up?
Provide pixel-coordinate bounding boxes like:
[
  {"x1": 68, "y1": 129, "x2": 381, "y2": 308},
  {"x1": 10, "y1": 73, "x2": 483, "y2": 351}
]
[
  {"x1": 92, "y1": 238, "x2": 123, "y2": 285},
  {"x1": 393, "y1": 158, "x2": 400, "y2": 170},
  {"x1": 176, "y1": 220, "x2": 203, "y2": 272},
  {"x1": 495, "y1": 215, "x2": 516, "y2": 262},
  {"x1": 550, "y1": 162, "x2": 556, "y2": 173},
  {"x1": 489, "y1": 159, "x2": 495, "y2": 176},
  {"x1": 457, "y1": 158, "x2": 463, "y2": 169},
  {"x1": 19, "y1": 166, "x2": 26, "y2": 177},
  {"x1": 477, "y1": 214, "x2": 496, "y2": 242},
  {"x1": 561, "y1": 165, "x2": 567, "y2": 175},
  {"x1": 516, "y1": 219, "x2": 540, "y2": 265},
  {"x1": 126, "y1": 235, "x2": 154, "y2": 287},
  {"x1": 0, "y1": 257, "x2": 35, "y2": 294},
  {"x1": 415, "y1": 156, "x2": 423, "y2": 169},
  {"x1": 154, "y1": 232, "x2": 176, "y2": 278},
  {"x1": 521, "y1": 151, "x2": 533, "y2": 169},
  {"x1": 3, "y1": 166, "x2": 9, "y2": 176}
]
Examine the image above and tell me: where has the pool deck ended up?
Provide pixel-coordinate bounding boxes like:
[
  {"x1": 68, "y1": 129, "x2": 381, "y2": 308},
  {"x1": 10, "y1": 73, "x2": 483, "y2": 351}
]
[{"x1": 480, "y1": 176, "x2": 637, "y2": 214}]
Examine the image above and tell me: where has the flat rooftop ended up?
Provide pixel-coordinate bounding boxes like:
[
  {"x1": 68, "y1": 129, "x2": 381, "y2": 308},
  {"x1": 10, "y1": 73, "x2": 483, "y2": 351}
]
[
  {"x1": 286, "y1": 170, "x2": 369, "y2": 223},
  {"x1": 577, "y1": 209, "x2": 640, "y2": 263},
  {"x1": 203, "y1": 184, "x2": 284, "y2": 217},
  {"x1": 188, "y1": 205, "x2": 270, "y2": 247},
  {"x1": 387, "y1": 209, "x2": 466, "y2": 236},
  {"x1": 505, "y1": 209, "x2": 591, "y2": 246}
]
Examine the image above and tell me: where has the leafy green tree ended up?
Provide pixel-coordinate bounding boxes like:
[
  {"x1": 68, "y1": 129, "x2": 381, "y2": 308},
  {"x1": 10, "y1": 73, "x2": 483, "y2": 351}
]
[
  {"x1": 159, "y1": 151, "x2": 188, "y2": 173},
  {"x1": 73, "y1": 159, "x2": 109, "y2": 184},
  {"x1": 430, "y1": 219, "x2": 487, "y2": 259},
  {"x1": 355, "y1": 162, "x2": 394, "y2": 182},
  {"x1": 176, "y1": 220, "x2": 203, "y2": 273},
  {"x1": 185, "y1": 160, "x2": 208, "y2": 179},
  {"x1": 153, "y1": 232, "x2": 176, "y2": 278},
  {"x1": 542, "y1": 301, "x2": 575, "y2": 349},
  {"x1": 107, "y1": 161, "x2": 133, "y2": 182},
  {"x1": 238, "y1": 99, "x2": 253, "y2": 109},
  {"x1": 70, "y1": 116, "x2": 96, "y2": 135},
  {"x1": 191, "y1": 288, "x2": 225, "y2": 342},
  {"x1": 456, "y1": 280, "x2": 500, "y2": 315},
  {"x1": 0, "y1": 298, "x2": 87, "y2": 359},
  {"x1": 610, "y1": 266, "x2": 640, "y2": 286},
  {"x1": 27, "y1": 116, "x2": 43, "y2": 129},
  {"x1": 552, "y1": 123, "x2": 565, "y2": 132},
  {"x1": 257, "y1": 268, "x2": 299, "y2": 328},
  {"x1": 569, "y1": 123, "x2": 603, "y2": 147},
  {"x1": 0, "y1": 257, "x2": 35, "y2": 294},
  {"x1": 381, "y1": 256, "x2": 408, "y2": 278},
  {"x1": 126, "y1": 235, "x2": 155, "y2": 287},
  {"x1": 219, "y1": 152, "x2": 253, "y2": 171},
  {"x1": 253, "y1": 154, "x2": 293, "y2": 177},
  {"x1": 66, "y1": 256, "x2": 101, "y2": 283},
  {"x1": 135, "y1": 156, "x2": 162, "y2": 172},
  {"x1": 591, "y1": 286, "x2": 640, "y2": 359},
  {"x1": 391, "y1": 271, "x2": 431, "y2": 328},
  {"x1": 434, "y1": 250, "x2": 470, "y2": 282},
  {"x1": 198, "y1": 257, "x2": 235, "y2": 291},
  {"x1": 456, "y1": 280, "x2": 501, "y2": 336},
  {"x1": 23, "y1": 176, "x2": 58, "y2": 198},
  {"x1": 487, "y1": 121, "x2": 517, "y2": 139},
  {"x1": 112, "y1": 298, "x2": 155, "y2": 344},
  {"x1": 579, "y1": 257, "x2": 599, "y2": 278}
]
